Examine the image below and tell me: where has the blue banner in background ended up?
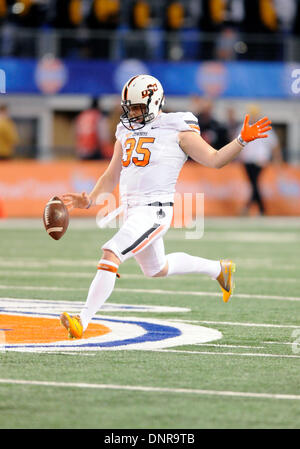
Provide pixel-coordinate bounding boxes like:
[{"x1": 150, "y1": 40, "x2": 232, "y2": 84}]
[{"x1": 0, "y1": 57, "x2": 299, "y2": 98}]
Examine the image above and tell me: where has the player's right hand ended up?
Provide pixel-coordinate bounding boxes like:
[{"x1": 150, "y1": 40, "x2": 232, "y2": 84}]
[
  {"x1": 62, "y1": 192, "x2": 91, "y2": 210},
  {"x1": 240, "y1": 114, "x2": 272, "y2": 142}
]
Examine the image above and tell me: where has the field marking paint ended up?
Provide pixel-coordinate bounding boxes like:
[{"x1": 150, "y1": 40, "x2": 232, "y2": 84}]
[
  {"x1": 1, "y1": 284, "x2": 300, "y2": 302},
  {"x1": 171, "y1": 319, "x2": 300, "y2": 329},
  {"x1": 151, "y1": 349, "x2": 300, "y2": 359},
  {"x1": 0, "y1": 285, "x2": 87, "y2": 292},
  {"x1": 0, "y1": 259, "x2": 98, "y2": 268},
  {"x1": 4, "y1": 284, "x2": 300, "y2": 303},
  {"x1": 0, "y1": 299, "x2": 221, "y2": 352},
  {"x1": 195, "y1": 344, "x2": 265, "y2": 349},
  {"x1": 0, "y1": 256, "x2": 298, "y2": 270},
  {"x1": 176, "y1": 232, "x2": 300, "y2": 243},
  {"x1": 1, "y1": 217, "x2": 299, "y2": 241},
  {"x1": 263, "y1": 341, "x2": 293, "y2": 345},
  {"x1": 0, "y1": 216, "x2": 299, "y2": 228},
  {"x1": 0, "y1": 269, "x2": 300, "y2": 284},
  {"x1": 0, "y1": 378, "x2": 300, "y2": 401},
  {"x1": 0, "y1": 297, "x2": 190, "y2": 314}
]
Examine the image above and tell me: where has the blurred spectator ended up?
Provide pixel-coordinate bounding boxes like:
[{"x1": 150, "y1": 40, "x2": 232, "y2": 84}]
[
  {"x1": 242, "y1": 0, "x2": 281, "y2": 60},
  {"x1": 163, "y1": 0, "x2": 185, "y2": 60},
  {"x1": 225, "y1": 105, "x2": 240, "y2": 141},
  {"x1": 197, "y1": 0, "x2": 223, "y2": 60},
  {"x1": 215, "y1": 0, "x2": 245, "y2": 60},
  {"x1": 239, "y1": 104, "x2": 283, "y2": 215},
  {"x1": 215, "y1": 26, "x2": 239, "y2": 60},
  {"x1": 274, "y1": 0, "x2": 296, "y2": 33},
  {"x1": 0, "y1": 0, "x2": 296, "y2": 62},
  {"x1": 75, "y1": 98, "x2": 112, "y2": 160},
  {"x1": 293, "y1": 0, "x2": 300, "y2": 35},
  {"x1": 292, "y1": 0, "x2": 300, "y2": 61},
  {"x1": 125, "y1": 0, "x2": 151, "y2": 59},
  {"x1": 191, "y1": 96, "x2": 229, "y2": 149},
  {"x1": 85, "y1": 0, "x2": 120, "y2": 59},
  {"x1": 47, "y1": 0, "x2": 83, "y2": 29},
  {"x1": 0, "y1": 104, "x2": 20, "y2": 160},
  {"x1": 46, "y1": 0, "x2": 85, "y2": 58},
  {"x1": 197, "y1": 0, "x2": 244, "y2": 60},
  {"x1": 0, "y1": 0, "x2": 47, "y2": 57}
]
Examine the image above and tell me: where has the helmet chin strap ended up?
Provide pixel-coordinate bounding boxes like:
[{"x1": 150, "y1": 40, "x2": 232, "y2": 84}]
[
  {"x1": 120, "y1": 88, "x2": 163, "y2": 130},
  {"x1": 159, "y1": 95, "x2": 165, "y2": 111}
]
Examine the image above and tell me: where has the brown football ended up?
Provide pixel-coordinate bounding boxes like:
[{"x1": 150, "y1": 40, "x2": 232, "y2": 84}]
[{"x1": 43, "y1": 196, "x2": 69, "y2": 240}]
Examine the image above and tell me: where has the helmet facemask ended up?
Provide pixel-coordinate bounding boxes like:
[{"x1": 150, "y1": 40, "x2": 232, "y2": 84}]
[{"x1": 121, "y1": 100, "x2": 152, "y2": 131}]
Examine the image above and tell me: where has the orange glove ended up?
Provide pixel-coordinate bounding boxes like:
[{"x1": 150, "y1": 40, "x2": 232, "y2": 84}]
[{"x1": 237, "y1": 114, "x2": 272, "y2": 147}]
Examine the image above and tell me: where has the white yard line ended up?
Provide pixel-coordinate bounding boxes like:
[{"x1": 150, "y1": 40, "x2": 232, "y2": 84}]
[
  {"x1": 195, "y1": 344, "x2": 265, "y2": 349},
  {"x1": 0, "y1": 285, "x2": 87, "y2": 292},
  {"x1": 0, "y1": 269, "x2": 300, "y2": 284},
  {"x1": 171, "y1": 232, "x2": 300, "y2": 243},
  {"x1": 1, "y1": 284, "x2": 300, "y2": 302},
  {"x1": 0, "y1": 257, "x2": 298, "y2": 272},
  {"x1": 171, "y1": 319, "x2": 300, "y2": 329},
  {"x1": 116, "y1": 288, "x2": 300, "y2": 302},
  {"x1": 0, "y1": 378, "x2": 300, "y2": 401},
  {"x1": 9, "y1": 351, "x2": 97, "y2": 356},
  {"x1": 0, "y1": 259, "x2": 98, "y2": 268},
  {"x1": 0, "y1": 270, "x2": 94, "y2": 279},
  {"x1": 151, "y1": 349, "x2": 300, "y2": 359}
]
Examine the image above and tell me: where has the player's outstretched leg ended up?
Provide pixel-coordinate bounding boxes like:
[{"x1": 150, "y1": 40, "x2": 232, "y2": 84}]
[
  {"x1": 60, "y1": 251, "x2": 120, "y2": 338},
  {"x1": 163, "y1": 252, "x2": 235, "y2": 302}
]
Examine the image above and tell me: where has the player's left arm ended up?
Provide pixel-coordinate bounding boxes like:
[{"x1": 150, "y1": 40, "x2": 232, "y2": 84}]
[{"x1": 179, "y1": 114, "x2": 272, "y2": 169}]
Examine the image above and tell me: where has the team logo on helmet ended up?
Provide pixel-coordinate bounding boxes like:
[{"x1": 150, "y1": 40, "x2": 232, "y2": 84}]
[
  {"x1": 120, "y1": 75, "x2": 164, "y2": 130},
  {"x1": 141, "y1": 83, "x2": 158, "y2": 98}
]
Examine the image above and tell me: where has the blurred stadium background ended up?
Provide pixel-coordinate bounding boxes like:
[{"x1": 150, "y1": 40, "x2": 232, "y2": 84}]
[{"x1": 0, "y1": 0, "x2": 299, "y2": 218}]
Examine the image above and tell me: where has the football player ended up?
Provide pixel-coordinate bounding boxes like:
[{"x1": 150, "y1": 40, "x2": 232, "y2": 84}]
[{"x1": 60, "y1": 74, "x2": 271, "y2": 338}]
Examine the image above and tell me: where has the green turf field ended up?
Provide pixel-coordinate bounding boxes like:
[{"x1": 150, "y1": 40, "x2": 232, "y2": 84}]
[{"x1": 0, "y1": 217, "x2": 300, "y2": 429}]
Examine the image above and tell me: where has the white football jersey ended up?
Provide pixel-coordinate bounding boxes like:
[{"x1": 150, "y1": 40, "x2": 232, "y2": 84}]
[{"x1": 115, "y1": 111, "x2": 200, "y2": 206}]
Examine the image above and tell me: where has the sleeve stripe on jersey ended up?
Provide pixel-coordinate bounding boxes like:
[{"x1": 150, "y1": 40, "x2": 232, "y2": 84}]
[
  {"x1": 184, "y1": 120, "x2": 199, "y2": 125},
  {"x1": 189, "y1": 124, "x2": 200, "y2": 132}
]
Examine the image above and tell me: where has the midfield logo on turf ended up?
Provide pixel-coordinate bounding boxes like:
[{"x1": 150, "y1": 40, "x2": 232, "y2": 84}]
[
  {"x1": 0, "y1": 330, "x2": 5, "y2": 353},
  {"x1": 0, "y1": 298, "x2": 221, "y2": 353}
]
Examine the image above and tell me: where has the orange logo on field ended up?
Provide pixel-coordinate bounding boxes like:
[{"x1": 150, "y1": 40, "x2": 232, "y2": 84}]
[{"x1": 0, "y1": 315, "x2": 111, "y2": 344}]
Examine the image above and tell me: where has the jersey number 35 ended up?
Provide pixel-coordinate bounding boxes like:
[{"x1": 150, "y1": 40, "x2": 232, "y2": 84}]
[{"x1": 122, "y1": 137, "x2": 155, "y2": 168}]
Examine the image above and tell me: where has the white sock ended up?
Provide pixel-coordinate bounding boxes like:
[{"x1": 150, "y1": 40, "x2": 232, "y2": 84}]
[
  {"x1": 80, "y1": 259, "x2": 118, "y2": 331},
  {"x1": 166, "y1": 252, "x2": 221, "y2": 279}
]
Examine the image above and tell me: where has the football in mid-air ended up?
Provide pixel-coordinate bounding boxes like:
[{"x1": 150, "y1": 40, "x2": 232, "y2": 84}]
[{"x1": 43, "y1": 196, "x2": 69, "y2": 240}]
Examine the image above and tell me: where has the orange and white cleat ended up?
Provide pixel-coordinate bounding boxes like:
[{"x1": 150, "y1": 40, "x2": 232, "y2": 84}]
[
  {"x1": 217, "y1": 259, "x2": 236, "y2": 303},
  {"x1": 60, "y1": 312, "x2": 83, "y2": 339}
]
